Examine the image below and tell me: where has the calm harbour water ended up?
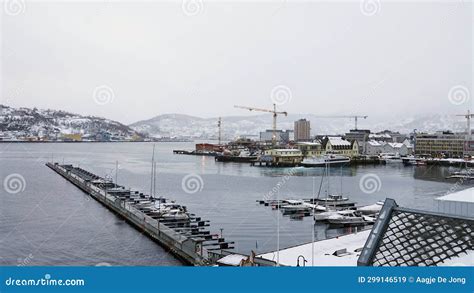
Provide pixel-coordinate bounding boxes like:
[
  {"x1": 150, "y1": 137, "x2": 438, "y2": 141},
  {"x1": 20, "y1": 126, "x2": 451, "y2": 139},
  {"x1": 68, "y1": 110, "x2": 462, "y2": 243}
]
[{"x1": 0, "y1": 142, "x2": 471, "y2": 266}]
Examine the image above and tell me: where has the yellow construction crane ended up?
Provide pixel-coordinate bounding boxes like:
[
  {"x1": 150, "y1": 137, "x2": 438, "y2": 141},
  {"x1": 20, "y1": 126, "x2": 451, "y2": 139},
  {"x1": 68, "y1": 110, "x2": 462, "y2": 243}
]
[
  {"x1": 234, "y1": 103, "x2": 288, "y2": 146},
  {"x1": 313, "y1": 115, "x2": 368, "y2": 130}
]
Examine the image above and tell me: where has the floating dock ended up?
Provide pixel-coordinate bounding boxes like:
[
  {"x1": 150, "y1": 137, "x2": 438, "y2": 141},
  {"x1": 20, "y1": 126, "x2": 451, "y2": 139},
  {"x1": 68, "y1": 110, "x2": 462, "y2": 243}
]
[
  {"x1": 46, "y1": 162, "x2": 233, "y2": 266},
  {"x1": 173, "y1": 149, "x2": 218, "y2": 156},
  {"x1": 257, "y1": 198, "x2": 357, "y2": 209},
  {"x1": 215, "y1": 155, "x2": 257, "y2": 163}
]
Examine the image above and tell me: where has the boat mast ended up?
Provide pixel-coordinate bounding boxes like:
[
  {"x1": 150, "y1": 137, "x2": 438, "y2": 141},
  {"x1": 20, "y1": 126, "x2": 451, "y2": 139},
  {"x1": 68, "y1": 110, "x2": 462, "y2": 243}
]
[
  {"x1": 115, "y1": 160, "x2": 118, "y2": 186},
  {"x1": 325, "y1": 162, "x2": 329, "y2": 211},
  {"x1": 340, "y1": 165, "x2": 343, "y2": 195},
  {"x1": 153, "y1": 161, "x2": 157, "y2": 199},
  {"x1": 311, "y1": 176, "x2": 315, "y2": 266},
  {"x1": 150, "y1": 144, "x2": 155, "y2": 199},
  {"x1": 277, "y1": 189, "x2": 280, "y2": 266}
]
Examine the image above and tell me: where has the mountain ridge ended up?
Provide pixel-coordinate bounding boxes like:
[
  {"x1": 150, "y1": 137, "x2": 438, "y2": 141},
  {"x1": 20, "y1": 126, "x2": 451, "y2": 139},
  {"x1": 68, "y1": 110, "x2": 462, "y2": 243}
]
[
  {"x1": 129, "y1": 112, "x2": 469, "y2": 139},
  {"x1": 0, "y1": 104, "x2": 141, "y2": 141}
]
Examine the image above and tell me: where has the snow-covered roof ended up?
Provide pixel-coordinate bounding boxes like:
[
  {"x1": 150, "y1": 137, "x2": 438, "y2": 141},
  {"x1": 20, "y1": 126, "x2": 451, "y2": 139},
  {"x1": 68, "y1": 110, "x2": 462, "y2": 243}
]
[
  {"x1": 386, "y1": 143, "x2": 405, "y2": 149},
  {"x1": 369, "y1": 133, "x2": 391, "y2": 138},
  {"x1": 296, "y1": 141, "x2": 321, "y2": 145},
  {"x1": 328, "y1": 137, "x2": 351, "y2": 146},
  {"x1": 258, "y1": 229, "x2": 371, "y2": 266},
  {"x1": 436, "y1": 187, "x2": 474, "y2": 203},
  {"x1": 366, "y1": 140, "x2": 382, "y2": 146}
]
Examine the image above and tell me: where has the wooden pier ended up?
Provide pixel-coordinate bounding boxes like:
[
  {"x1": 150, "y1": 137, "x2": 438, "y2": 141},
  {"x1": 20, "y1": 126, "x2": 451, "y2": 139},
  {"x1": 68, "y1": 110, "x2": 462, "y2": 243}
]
[{"x1": 46, "y1": 162, "x2": 233, "y2": 266}]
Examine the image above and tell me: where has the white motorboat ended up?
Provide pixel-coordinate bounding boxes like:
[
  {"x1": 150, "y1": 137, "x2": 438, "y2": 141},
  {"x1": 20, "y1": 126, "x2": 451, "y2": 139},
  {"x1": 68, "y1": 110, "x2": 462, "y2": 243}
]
[
  {"x1": 326, "y1": 210, "x2": 370, "y2": 225},
  {"x1": 280, "y1": 200, "x2": 313, "y2": 212},
  {"x1": 314, "y1": 210, "x2": 341, "y2": 221},
  {"x1": 357, "y1": 201, "x2": 384, "y2": 215},
  {"x1": 379, "y1": 153, "x2": 402, "y2": 163},
  {"x1": 301, "y1": 154, "x2": 350, "y2": 167},
  {"x1": 280, "y1": 200, "x2": 327, "y2": 212}
]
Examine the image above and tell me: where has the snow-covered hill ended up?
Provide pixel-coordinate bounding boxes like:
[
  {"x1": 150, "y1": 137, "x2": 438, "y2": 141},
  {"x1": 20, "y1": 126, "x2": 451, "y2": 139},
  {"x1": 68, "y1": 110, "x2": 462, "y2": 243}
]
[{"x1": 0, "y1": 105, "x2": 141, "y2": 141}]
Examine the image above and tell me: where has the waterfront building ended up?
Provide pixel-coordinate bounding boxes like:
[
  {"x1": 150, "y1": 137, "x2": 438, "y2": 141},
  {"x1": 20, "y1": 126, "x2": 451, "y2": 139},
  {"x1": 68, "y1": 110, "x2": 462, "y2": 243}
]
[
  {"x1": 295, "y1": 141, "x2": 323, "y2": 157},
  {"x1": 402, "y1": 138, "x2": 414, "y2": 153},
  {"x1": 345, "y1": 129, "x2": 370, "y2": 154},
  {"x1": 363, "y1": 140, "x2": 412, "y2": 156},
  {"x1": 368, "y1": 131, "x2": 407, "y2": 143},
  {"x1": 322, "y1": 136, "x2": 359, "y2": 158},
  {"x1": 464, "y1": 131, "x2": 474, "y2": 156},
  {"x1": 263, "y1": 149, "x2": 303, "y2": 165},
  {"x1": 415, "y1": 131, "x2": 466, "y2": 157},
  {"x1": 364, "y1": 140, "x2": 384, "y2": 156},
  {"x1": 294, "y1": 119, "x2": 311, "y2": 141},
  {"x1": 382, "y1": 142, "x2": 409, "y2": 156}
]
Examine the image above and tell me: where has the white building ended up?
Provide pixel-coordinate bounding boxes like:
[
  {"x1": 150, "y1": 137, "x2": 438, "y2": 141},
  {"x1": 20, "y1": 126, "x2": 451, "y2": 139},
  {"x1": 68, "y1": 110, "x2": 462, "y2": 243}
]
[
  {"x1": 324, "y1": 137, "x2": 359, "y2": 158},
  {"x1": 383, "y1": 142, "x2": 409, "y2": 156},
  {"x1": 364, "y1": 140, "x2": 384, "y2": 155}
]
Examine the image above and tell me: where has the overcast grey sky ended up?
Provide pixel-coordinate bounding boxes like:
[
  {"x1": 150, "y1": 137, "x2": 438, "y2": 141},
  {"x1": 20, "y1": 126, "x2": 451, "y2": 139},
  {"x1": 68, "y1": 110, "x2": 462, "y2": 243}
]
[{"x1": 1, "y1": 0, "x2": 472, "y2": 124}]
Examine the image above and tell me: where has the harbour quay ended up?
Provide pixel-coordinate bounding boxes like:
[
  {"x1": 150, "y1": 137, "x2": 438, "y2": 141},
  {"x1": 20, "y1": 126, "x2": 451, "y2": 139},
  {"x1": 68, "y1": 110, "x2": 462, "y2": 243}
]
[{"x1": 45, "y1": 162, "x2": 234, "y2": 266}]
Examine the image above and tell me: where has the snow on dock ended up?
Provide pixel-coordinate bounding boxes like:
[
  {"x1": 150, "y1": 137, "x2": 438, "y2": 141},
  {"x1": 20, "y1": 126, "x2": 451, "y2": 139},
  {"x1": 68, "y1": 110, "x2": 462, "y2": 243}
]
[
  {"x1": 435, "y1": 187, "x2": 473, "y2": 217},
  {"x1": 258, "y1": 229, "x2": 371, "y2": 267},
  {"x1": 259, "y1": 196, "x2": 473, "y2": 267}
]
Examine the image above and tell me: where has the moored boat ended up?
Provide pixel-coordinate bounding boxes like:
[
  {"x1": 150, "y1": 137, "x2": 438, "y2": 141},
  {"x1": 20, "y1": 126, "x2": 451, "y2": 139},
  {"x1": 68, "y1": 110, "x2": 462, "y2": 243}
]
[{"x1": 301, "y1": 154, "x2": 350, "y2": 167}]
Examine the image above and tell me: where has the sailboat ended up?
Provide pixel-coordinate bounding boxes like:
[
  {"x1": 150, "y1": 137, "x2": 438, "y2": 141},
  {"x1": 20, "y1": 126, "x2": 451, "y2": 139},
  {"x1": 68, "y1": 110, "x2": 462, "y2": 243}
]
[
  {"x1": 314, "y1": 163, "x2": 355, "y2": 221},
  {"x1": 146, "y1": 145, "x2": 190, "y2": 221}
]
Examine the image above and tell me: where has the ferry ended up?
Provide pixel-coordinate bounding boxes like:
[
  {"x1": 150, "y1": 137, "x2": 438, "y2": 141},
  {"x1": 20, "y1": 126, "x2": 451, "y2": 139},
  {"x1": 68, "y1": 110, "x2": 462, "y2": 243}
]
[{"x1": 301, "y1": 154, "x2": 350, "y2": 167}]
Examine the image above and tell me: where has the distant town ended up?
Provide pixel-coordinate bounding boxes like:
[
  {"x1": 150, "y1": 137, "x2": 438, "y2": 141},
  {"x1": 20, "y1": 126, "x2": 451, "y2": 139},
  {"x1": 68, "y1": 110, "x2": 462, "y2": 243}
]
[{"x1": 1, "y1": 104, "x2": 473, "y2": 161}]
